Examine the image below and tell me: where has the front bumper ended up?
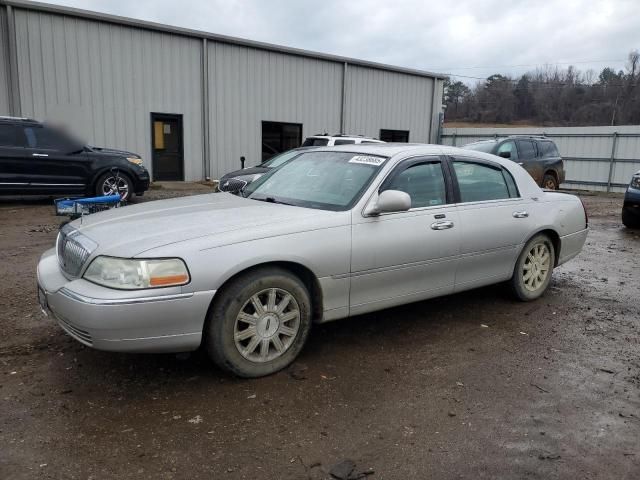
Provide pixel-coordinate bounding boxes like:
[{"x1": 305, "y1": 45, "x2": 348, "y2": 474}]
[{"x1": 37, "y1": 248, "x2": 215, "y2": 353}]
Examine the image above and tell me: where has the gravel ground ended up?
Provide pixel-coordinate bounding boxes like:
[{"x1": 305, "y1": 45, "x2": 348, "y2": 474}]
[{"x1": 0, "y1": 188, "x2": 638, "y2": 479}]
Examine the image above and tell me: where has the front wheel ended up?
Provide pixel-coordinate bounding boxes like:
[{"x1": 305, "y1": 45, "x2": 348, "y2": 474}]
[
  {"x1": 510, "y1": 234, "x2": 555, "y2": 301},
  {"x1": 205, "y1": 267, "x2": 312, "y2": 378},
  {"x1": 622, "y1": 207, "x2": 640, "y2": 229},
  {"x1": 96, "y1": 171, "x2": 133, "y2": 202}
]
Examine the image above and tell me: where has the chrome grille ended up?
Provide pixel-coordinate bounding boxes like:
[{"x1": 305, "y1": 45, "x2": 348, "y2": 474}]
[
  {"x1": 56, "y1": 224, "x2": 97, "y2": 277},
  {"x1": 219, "y1": 178, "x2": 247, "y2": 193}
]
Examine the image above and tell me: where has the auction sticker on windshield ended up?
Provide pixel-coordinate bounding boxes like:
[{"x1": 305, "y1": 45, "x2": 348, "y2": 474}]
[{"x1": 348, "y1": 155, "x2": 385, "y2": 166}]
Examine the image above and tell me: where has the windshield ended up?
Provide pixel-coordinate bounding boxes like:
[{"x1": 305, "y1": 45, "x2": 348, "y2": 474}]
[
  {"x1": 463, "y1": 141, "x2": 497, "y2": 153},
  {"x1": 243, "y1": 151, "x2": 387, "y2": 211},
  {"x1": 261, "y1": 149, "x2": 302, "y2": 168},
  {"x1": 301, "y1": 138, "x2": 329, "y2": 147}
]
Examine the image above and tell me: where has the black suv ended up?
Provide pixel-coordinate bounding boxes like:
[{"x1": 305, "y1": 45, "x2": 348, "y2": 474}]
[
  {"x1": 463, "y1": 135, "x2": 565, "y2": 190},
  {"x1": 0, "y1": 116, "x2": 149, "y2": 201}
]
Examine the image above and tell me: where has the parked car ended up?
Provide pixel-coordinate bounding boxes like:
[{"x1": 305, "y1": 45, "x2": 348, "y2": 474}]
[
  {"x1": 301, "y1": 133, "x2": 384, "y2": 147},
  {"x1": 463, "y1": 135, "x2": 565, "y2": 190},
  {"x1": 218, "y1": 147, "x2": 311, "y2": 193},
  {"x1": 622, "y1": 170, "x2": 640, "y2": 228},
  {"x1": 0, "y1": 116, "x2": 149, "y2": 201},
  {"x1": 38, "y1": 144, "x2": 588, "y2": 378}
]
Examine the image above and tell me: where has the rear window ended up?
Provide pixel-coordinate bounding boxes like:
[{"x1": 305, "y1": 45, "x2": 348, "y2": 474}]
[
  {"x1": 463, "y1": 142, "x2": 496, "y2": 154},
  {"x1": 301, "y1": 138, "x2": 329, "y2": 147},
  {"x1": 334, "y1": 139, "x2": 356, "y2": 145}
]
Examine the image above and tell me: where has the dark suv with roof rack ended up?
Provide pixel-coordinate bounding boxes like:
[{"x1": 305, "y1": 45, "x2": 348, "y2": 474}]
[
  {"x1": 0, "y1": 116, "x2": 149, "y2": 201},
  {"x1": 463, "y1": 135, "x2": 565, "y2": 190}
]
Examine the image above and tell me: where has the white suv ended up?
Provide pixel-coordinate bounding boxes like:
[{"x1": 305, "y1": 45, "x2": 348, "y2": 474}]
[{"x1": 301, "y1": 134, "x2": 384, "y2": 147}]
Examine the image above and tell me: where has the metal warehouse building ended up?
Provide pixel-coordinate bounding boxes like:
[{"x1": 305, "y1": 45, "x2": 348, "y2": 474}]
[{"x1": 0, "y1": 0, "x2": 444, "y2": 181}]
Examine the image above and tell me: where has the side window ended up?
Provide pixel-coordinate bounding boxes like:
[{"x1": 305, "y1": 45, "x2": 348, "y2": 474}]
[
  {"x1": 496, "y1": 141, "x2": 518, "y2": 160},
  {"x1": 334, "y1": 139, "x2": 356, "y2": 145},
  {"x1": 0, "y1": 125, "x2": 27, "y2": 147},
  {"x1": 453, "y1": 161, "x2": 512, "y2": 202},
  {"x1": 382, "y1": 161, "x2": 447, "y2": 208},
  {"x1": 516, "y1": 140, "x2": 536, "y2": 159},
  {"x1": 538, "y1": 141, "x2": 559, "y2": 158},
  {"x1": 23, "y1": 126, "x2": 66, "y2": 150}
]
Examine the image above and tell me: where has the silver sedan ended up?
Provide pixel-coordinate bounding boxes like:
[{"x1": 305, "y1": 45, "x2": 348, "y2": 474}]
[{"x1": 37, "y1": 144, "x2": 588, "y2": 377}]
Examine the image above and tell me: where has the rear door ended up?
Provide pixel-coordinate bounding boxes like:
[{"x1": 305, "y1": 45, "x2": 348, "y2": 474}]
[
  {"x1": 350, "y1": 156, "x2": 460, "y2": 315},
  {"x1": 20, "y1": 124, "x2": 90, "y2": 193},
  {"x1": 0, "y1": 124, "x2": 29, "y2": 193},
  {"x1": 450, "y1": 156, "x2": 535, "y2": 291},
  {"x1": 516, "y1": 139, "x2": 543, "y2": 185}
]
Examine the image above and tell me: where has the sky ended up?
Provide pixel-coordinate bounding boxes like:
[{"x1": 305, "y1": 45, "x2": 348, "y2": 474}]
[{"x1": 46, "y1": 0, "x2": 638, "y2": 84}]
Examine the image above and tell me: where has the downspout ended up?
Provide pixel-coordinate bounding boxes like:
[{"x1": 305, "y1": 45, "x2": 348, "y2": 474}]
[
  {"x1": 340, "y1": 61, "x2": 348, "y2": 134},
  {"x1": 201, "y1": 38, "x2": 210, "y2": 180},
  {"x1": 5, "y1": 4, "x2": 21, "y2": 116}
]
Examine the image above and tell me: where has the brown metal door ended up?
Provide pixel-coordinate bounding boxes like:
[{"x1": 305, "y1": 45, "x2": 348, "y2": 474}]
[{"x1": 151, "y1": 114, "x2": 183, "y2": 181}]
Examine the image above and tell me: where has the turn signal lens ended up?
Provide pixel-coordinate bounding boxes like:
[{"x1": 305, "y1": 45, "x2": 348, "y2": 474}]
[{"x1": 127, "y1": 156, "x2": 143, "y2": 165}]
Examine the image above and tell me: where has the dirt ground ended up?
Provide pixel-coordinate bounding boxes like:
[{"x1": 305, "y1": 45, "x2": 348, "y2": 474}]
[{"x1": 0, "y1": 187, "x2": 638, "y2": 479}]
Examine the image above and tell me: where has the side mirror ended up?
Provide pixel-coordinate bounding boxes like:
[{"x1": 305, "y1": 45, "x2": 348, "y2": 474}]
[
  {"x1": 367, "y1": 190, "x2": 411, "y2": 215},
  {"x1": 498, "y1": 151, "x2": 511, "y2": 159}
]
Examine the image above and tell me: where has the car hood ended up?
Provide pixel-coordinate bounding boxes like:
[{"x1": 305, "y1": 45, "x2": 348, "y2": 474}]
[
  {"x1": 70, "y1": 193, "x2": 346, "y2": 258},
  {"x1": 89, "y1": 146, "x2": 139, "y2": 158},
  {"x1": 220, "y1": 166, "x2": 270, "y2": 181}
]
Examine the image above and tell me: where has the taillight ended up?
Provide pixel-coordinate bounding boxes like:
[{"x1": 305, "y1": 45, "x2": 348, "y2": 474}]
[{"x1": 579, "y1": 197, "x2": 588, "y2": 228}]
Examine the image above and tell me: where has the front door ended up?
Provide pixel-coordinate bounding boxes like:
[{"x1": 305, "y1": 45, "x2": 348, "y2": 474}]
[
  {"x1": 151, "y1": 114, "x2": 183, "y2": 181},
  {"x1": 350, "y1": 157, "x2": 460, "y2": 316}
]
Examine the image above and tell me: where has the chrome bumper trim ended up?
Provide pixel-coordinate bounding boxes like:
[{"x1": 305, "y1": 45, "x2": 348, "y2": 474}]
[{"x1": 59, "y1": 288, "x2": 194, "y2": 306}]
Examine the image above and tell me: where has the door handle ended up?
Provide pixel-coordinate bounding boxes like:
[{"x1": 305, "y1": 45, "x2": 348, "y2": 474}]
[
  {"x1": 430, "y1": 220, "x2": 454, "y2": 230},
  {"x1": 513, "y1": 211, "x2": 529, "y2": 218},
  {"x1": 32, "y1": 153, "x2": 49, "y2": 157}
]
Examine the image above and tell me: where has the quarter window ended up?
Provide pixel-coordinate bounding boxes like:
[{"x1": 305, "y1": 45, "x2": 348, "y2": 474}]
[
  {"x1": 497, "y1": 141, "x2": 518, "y2": 160},
  {"x1": 453, "y1": 161, "x2": 513, "y2": 202},
  {"x1": 382, "y1": 161, "x2": 447, "y2": 208}
]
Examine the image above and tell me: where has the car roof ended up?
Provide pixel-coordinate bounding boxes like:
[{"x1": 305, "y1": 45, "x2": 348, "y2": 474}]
[{"x1": 0, "y1": 116, "x2": 40, "y2": 125}]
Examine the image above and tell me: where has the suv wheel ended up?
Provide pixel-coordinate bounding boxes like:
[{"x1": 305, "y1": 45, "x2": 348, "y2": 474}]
[
  {"x1": 622, "y1": 207, "x2": 640, "y2": 229},
  {"x1": 542, "y1": 173, "x2": 559, "y2": 190},
  {"x1": 96, "y1": 171, "x2": 133, "y2": 202}
]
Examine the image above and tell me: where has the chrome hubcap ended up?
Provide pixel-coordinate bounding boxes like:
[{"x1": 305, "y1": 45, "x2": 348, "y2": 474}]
[
  {"x1": 102, "y1": 176, "x2": 129, "y2": 199},
  {"x1": 234, "y1": 288, "x2": 300, "y2": 363},
  {"x1": 523, "y1": 243, "x2": 551, "y2": 292}
]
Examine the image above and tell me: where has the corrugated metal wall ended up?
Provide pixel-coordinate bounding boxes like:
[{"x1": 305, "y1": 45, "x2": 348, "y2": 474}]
[
  {"x1": 207, "y1": 43, "x2": 343, "y2": 178},
  {"x1": 344, "y1": 65, "x2": 436, "y2": 143},
  {"x1": 0, "y1": 5, "x2": 11, "y2": 115},
  {"x1": 441, "y1": 125, "x2": 640, "y2": 193},
  {"x1": 13, "y1": 9, "x2": 204, "y2": 180},
  {"x1": 4, "y1": 3, "x2": 442, "y2": 182}
]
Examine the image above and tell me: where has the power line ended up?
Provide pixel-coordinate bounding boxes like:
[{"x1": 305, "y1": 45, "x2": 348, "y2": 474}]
[{"x1": 433, "y1": 59, "x2": 626, "y2": 71}]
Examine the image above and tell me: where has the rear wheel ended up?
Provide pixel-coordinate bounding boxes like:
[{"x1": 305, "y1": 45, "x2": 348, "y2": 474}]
[
  {"x1": 205, "y1": 267, "x2": 312, "y2": 378},
  {"x1": 96, "y1": 171, "x2": 133, "y2": 202},
  {"x1": 510, "y1": 233, "x2": 555, "y2": 301},
  {"x1": 542, "y1": 173, "x2": 558, "y2": 190},
  {"x1": 622, "y1": 207, "x2": 640, "y2": 229}
]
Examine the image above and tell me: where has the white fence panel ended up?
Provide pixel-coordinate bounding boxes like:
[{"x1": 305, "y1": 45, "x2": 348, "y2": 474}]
[{"x1": 440, "y1": 125, "x2": 640, "y2": 193}]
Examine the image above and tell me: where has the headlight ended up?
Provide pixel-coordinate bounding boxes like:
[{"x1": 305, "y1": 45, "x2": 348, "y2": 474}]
[
  {"x1": 237, "y1": 173, "x2": 264, "y2": 183},
  {"x1": 631, "y1": 175, "x2": 640, "y2": 189},
  {"x1": 126, "y1": 156, "x2": 143, "y2": 165},
  {"x1": 84, "y1": 256, "x2": 190, "y2": 289}
]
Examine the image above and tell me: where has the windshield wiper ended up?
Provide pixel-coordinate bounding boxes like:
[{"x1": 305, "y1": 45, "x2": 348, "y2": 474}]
[{"x1": 251, "y1": 196, "x2": 295, "y2": 206}]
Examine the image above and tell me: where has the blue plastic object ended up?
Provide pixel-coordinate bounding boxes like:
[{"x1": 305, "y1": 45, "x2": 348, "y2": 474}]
[{"x1": 54, "y1": 194, "x2": 122, "y2": 217}]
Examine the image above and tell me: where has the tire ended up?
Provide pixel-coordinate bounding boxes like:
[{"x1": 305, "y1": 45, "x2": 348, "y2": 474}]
[
  {"x1": 95, "y1": 171, "x2": 134, "y2": 202},
  {"x1": 205, "y1": 267, "x2": 312, "y2": 378},
  {"x1": 542, "y1": 173, "x2": 558, "y2": 190},
  {"x1": 510, "y1": 233, "x2": 556, "y2": 301},
  {"x1": 622, "y1": 207, "x2": 640, "y2": 229}
]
